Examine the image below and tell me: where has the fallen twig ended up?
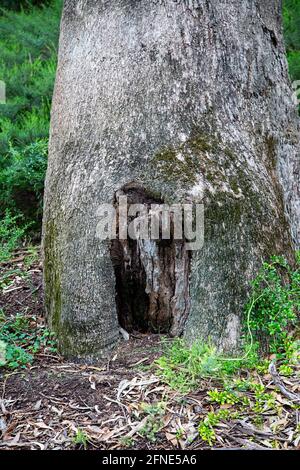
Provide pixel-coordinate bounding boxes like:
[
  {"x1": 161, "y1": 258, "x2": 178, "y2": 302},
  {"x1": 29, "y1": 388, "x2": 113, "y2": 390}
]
[{"x1": 269, "y1": 362, "x2": 300, "y2": 405}]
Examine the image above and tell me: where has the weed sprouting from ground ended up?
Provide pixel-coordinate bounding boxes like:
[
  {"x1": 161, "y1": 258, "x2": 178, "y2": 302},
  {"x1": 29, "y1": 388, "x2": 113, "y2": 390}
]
[
  {"x1": 72, "y1": 428, "x2": 89, "y2": 450},
  {"x1": 0, "y1": 310, "x2": 57, "y2": 369},
  {"x1": 0, "y1": 210, "x2": 29, "y2": 262}
]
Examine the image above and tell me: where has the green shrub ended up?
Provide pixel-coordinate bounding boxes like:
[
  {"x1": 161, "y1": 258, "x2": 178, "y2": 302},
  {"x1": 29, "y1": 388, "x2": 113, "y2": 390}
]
[
  {"x1": 0, "y1": 210, "x2": 28, "y2": 262},
  {"x1": 0, "y1": 310, "x2": 57, "y2": 369},
  {"x1": 245, "y1": 255, "x2": 299, "y2": 356},
  {"x1": 284, "y1": 0, "x2": 300, "y2": 52},
  {"x1": 0, "y1": 139, "x2": 48, "y2": 224},
  {"x1": 0, "y1": 0, "x2": 62, "y2": 228}
]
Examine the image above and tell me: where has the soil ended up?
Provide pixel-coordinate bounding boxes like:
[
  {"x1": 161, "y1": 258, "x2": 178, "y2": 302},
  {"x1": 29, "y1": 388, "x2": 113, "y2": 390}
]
[{"x1": 0, "y1": 248, "x2": 299, "y2": 451}]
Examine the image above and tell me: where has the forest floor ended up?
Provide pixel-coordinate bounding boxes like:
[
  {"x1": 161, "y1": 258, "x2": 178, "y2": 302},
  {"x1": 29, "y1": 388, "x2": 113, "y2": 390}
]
[{"x1": 0, "y1": 248, "x2": 299, "y2": 451}]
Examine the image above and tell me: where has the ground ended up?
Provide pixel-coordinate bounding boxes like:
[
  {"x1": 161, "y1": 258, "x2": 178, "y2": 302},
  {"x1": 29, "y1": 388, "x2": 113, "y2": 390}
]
[{"x1": 0, "y1": 248, "x2": 299, "y2": 450}]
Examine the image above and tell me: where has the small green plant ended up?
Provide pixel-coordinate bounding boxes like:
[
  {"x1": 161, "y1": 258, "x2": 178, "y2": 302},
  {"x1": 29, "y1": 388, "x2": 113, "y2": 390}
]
[
  {"x1": 0, "y1": 210, "x2": 28, "y2": 262},
  {"x1": 72, "y1": 428, "x2": 89, "y2": 450},
  {"x1": 155, "y1": 339, "x2": 223, "y2": 392},
  {"x1": 284, "y1": 0, "x2": 300, "y2": 115},
  {"x1": 244, "y1": 255, "x2": 299, "y2": 358},
  {"x1": 252, "y1": 390, "x2": 276, "y2": 413},
  {"x1": 119, "y1": 436, "x2": 134, "y2": 448},
  {"x1": 207, "y1": 389, "x2": 239, "y2": 405},
  {"x1": 139, "y1": 401, "x2": 166, "y2": 443},
  {"x1": 279, "y1": 364, "x2": 293, "y2": 376},
  {"x1": 154, "y1": 337, "x2": 263, "y2": 393},
  {"x1": 0, "y1": 311, "x2": 57, "y2": 369},
  {"x1": 198, "y1": 410, "x2": 239, "y2": 446},
  {"x1": 0, "y1": 339, "x2": 7, "y2": 366},
  {"x1": 0, "y1": 139, "x2": 48, "y2": 224},
  {"x1": 0, "y1": 268, "x2": 25, "y2": 289},
  {"x1": 0, "y1": 0, "x2": 62, "y2": 229}
]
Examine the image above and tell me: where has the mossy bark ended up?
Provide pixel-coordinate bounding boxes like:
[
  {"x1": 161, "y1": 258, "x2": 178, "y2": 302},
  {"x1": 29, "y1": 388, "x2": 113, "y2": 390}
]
[{"x1": 43, "y1": 0, "x2": 299, "y2": 359}]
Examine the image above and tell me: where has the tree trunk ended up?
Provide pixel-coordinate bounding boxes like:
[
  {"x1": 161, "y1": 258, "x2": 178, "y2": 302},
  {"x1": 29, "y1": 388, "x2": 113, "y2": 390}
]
[{"x1": 43, "y1": 0, "x2": 299, "y2": 360}]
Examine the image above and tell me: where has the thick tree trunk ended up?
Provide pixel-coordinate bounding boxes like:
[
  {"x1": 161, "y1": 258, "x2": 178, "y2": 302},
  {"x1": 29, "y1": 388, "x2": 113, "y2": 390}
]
[{"x1": 43, "y1": 0, "x2": 299, "y2": 360}]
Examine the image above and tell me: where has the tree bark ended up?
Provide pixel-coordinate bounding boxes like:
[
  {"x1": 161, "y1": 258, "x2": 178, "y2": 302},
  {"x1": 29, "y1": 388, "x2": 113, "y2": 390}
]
[{"x1": 43, "y1": 0, "x2": 299, "y2": 360}]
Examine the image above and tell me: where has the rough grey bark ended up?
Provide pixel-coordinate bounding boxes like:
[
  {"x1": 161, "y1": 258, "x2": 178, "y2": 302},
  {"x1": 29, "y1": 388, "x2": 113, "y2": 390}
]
[{"x1": 43, "y1": 0, "x2": 299, "y2": 360}]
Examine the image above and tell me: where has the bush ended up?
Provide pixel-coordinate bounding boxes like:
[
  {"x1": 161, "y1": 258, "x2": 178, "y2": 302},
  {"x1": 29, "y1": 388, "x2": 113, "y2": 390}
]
[
  {"x1": 0, "y1": 139, "x2": 48, "y2": 224},
  {"x1": 284, "y1": 0, "x2": 300, "y2": 52},
  {"x1": 0, "y1": 0, "x2": 62, "y2": 229},
  {"x1": 245, "y1": 255, "x2": 299, "y2": 356},
  {"x1": 0, "y1": 310, "x2": 57, "y2": 369},
  {"x1": 0, "y1": 210, "x2": 28, "y2": 262}
]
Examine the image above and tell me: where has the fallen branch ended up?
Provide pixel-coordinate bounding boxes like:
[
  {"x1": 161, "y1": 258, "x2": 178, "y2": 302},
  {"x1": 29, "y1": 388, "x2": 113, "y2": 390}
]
[{"x1": 269, "y1": 362, "x2": 300, "y2": 405}]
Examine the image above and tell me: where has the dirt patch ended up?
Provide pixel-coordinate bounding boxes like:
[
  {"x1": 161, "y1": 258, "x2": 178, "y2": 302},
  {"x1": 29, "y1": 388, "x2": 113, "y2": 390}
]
[{"x1": 0, "y1": 248, "x2": 300, "y2": 450}]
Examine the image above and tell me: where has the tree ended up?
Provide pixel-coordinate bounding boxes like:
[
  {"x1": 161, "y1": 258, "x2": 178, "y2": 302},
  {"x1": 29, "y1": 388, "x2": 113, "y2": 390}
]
[{"x1": 43, "y1": 0, "x2": 299, "y2": 360}]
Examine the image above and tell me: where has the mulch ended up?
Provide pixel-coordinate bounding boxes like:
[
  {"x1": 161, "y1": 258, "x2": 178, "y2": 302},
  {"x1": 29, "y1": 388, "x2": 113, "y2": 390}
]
[{"x1": 0, "y1": 248, "x2": 299, "y2": 450}]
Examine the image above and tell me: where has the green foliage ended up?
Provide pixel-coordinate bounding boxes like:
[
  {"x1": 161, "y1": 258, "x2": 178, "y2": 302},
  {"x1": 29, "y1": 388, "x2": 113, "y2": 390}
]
[
  {"x1": 252, "y1": 389, "x2": 276, "y2": 413},
  {"x1": 283, "y1": 0, "x2": 300, "y2": 112},
  {"x1": 245, "y1": 255, "x2": 299, "y2": 357},
  {"x1": 198, "y1": 381, "x2": 279, "y2": 446},
  {"x1": 24, "y1": 245, "x2": 39, "y2": 266},
  {"x1": 0, "y1": 0, "x2": 62, "y2": 228},
  {"x1": 284, "y1": 0, "x2": 300, "y2": 52},
  {"x1": 154, "y1": 337, "x2": 264, "y2": 393},
  {"x1": 119, "y1": 436, "x2": 134, "y2": 448},
  {"x1": 198, "y1": 420, "x2": 216, "y2": 446},
  {"x1": 0, "y1": 210, "x2": 28, "y2": 262},
  {"x1": 0, "y1": 310, "x2": 57, "y2": 369},
  {"x1": 207, "y1": 389, "x2": 240, "y2": 405},
  {"x1": 139, "y1": 402, "x2": 166, "y2": 443},
  {"x1": 72, "y1": 428, "x2": 89, "y2": 450},
  {"x1": 155, "y1": 255, "x2": 299, "y2": 394},
  {"x1": 198, "y1": 410, "x2": 239, "y2": 446},
  {"x1": 0, "y1": 139, "x2": 48, "y2": 223}
]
